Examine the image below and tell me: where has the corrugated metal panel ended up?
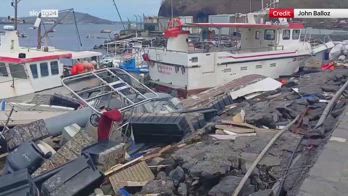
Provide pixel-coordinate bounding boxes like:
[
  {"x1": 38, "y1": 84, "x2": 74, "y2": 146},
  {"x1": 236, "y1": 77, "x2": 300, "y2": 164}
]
[{"x1": 109, "y1": 161, "x2": 154, "y2": 192}]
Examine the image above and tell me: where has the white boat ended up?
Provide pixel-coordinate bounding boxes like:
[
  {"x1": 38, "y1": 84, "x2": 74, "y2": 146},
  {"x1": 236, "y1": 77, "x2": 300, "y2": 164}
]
[
  {"x1": 0, "y1": 26, "x2": 103, "y2": 99},
  {"x1": 145, "y1": 11, "x2": 334, "y2": 98}
]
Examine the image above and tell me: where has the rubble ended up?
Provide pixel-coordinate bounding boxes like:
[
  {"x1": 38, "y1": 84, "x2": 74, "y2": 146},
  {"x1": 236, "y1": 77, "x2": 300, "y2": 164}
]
[
  {"x1": 208, "y1": 176, "x2": 254, "y2": 196},
  {"x1": 32, "y1": 131, "x2": 96, "y2": 176},
  {"x1": 1, "y1": 68, "x2": 348, "y2": 196},
  {"x1": 41, "y1": 156, "x2": 103, "y2": 196}
]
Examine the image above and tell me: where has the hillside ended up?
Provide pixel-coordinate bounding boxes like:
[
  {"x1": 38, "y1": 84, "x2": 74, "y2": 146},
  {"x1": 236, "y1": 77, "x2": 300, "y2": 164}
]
[
  {"x1": 159, "y1": 0, "x2": 348, "y2": 27},
  {"x1": 0, "y1": 11, "x2": 114, "y2": 24}
]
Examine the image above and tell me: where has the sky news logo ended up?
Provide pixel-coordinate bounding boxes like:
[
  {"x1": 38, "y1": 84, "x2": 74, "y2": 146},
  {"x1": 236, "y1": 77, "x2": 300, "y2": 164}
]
[
  {"x1": 29, "y1": 9, "x2": 59, "y2": 18},
  {"x1": 269, "y1": 8, "x2": 348, "y2": 19}
]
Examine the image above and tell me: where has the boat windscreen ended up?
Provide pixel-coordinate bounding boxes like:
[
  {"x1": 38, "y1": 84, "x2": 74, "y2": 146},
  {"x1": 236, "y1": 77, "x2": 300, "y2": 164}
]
[
  {"x1": 9, "y1": 64, "x2": 27, "y2": 79},
  {"x1": 0, "y1": 62, "x2": 8, "y2": 77}
]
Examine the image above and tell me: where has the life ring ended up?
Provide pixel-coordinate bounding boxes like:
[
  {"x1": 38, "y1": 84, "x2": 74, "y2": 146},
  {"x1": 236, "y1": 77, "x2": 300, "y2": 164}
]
[
  {"x1": 164, "y1": 18, "x2": 186, "y2": 38},
  {"x1": 168, "y1": 18, "x2": 184, "y2": 29}
]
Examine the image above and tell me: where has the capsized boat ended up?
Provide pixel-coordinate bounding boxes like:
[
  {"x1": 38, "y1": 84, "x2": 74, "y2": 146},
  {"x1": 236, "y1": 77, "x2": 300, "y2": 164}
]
[{"x1": 145, "y1": 11, "x2": 334, "y2": 98}]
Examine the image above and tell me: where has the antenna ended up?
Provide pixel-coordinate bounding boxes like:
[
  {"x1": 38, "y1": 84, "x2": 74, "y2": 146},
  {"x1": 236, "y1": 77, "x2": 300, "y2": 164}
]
[
  {"x1": 261, "y1": 0, "x2": 264, "y2": 10},
  {"x1": 171, "y1": 0, "x2": 173, "y2": 19}
]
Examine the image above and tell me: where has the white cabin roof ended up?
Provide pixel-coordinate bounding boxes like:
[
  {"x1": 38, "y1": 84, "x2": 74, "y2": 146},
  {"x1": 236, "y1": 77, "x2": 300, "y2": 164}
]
[
  {"x1": 0, "y1": 47, "x2": 72, "y2": 64},
  {"x1": 70, "y1": 51, "x2": 102, "y2": 59}
]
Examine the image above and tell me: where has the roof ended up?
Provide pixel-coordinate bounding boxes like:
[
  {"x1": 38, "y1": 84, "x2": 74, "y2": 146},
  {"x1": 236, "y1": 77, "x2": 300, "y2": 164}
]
[
  {"x1": 185, "y1": 22, "x2": 304, "y2": 30},
  {"x1": 0, "y1": 47, "x2": 72, "y2": 64},
  {"x1": 70, "y1": 51, "x2": 103, "y2": 59}
]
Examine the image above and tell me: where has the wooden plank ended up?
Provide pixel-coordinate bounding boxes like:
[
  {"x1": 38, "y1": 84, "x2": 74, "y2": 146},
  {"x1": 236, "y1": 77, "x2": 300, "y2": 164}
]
[
  {"x1": 210, "y1": 134, "x2": 237, "y2": 140},
  {"x1": 220, "y1": 120, "x2": 259, "y2": 129},
  {"x1": 215, "y1": 124, "x2": 255, "y2": 134}
]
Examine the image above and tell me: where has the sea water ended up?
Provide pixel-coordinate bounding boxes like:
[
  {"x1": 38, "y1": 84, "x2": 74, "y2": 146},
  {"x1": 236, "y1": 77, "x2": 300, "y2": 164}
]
[{"x1": 0, "y1": 23, "x2": 123, "y2": 51}]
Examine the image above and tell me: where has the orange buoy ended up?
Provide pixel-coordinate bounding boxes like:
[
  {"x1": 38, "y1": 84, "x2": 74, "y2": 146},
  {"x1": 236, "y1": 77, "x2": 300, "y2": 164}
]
[{"x1": 71, "y1": 63, "x2": 86, "y2": 75}]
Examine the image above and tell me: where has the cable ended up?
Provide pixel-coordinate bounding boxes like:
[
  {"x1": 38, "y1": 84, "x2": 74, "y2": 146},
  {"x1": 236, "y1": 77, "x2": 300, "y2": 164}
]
[{"x1": 72, "y1": 10, "x2": 83, "y2": 48}]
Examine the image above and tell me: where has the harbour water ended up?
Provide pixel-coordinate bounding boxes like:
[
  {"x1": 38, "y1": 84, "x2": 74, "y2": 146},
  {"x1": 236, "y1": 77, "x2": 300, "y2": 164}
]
[{"x1": 0, "y1": 23, "x2": 123, "y2": 51}]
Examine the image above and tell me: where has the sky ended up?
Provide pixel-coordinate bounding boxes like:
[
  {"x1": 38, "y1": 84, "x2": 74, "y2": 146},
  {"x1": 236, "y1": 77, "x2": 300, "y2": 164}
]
[{"x1": 0, "y1": 0, "x2": 162, "y2": 21}]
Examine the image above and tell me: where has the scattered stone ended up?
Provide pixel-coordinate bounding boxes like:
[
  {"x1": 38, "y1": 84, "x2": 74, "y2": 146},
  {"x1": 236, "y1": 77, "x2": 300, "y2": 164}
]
[
  {"x1": 156, "y1": 171, "x2": 168, "y2": 180},
  {"x1": 169, "y1": 166, "x2": 185, "y2": 186},
  {"x1": 141, "y1": 179, "x2": 175, "y2": 195},
  {"x1": 208, "y1": 176, "x2": 254, "y2": 196},
  {"x1": 321, "y1": 84, "x2": 340, "y2": 92},
  {"x1": 208, "y1": 176, "x2": 242, "y2": 196},
  {"x1": 246, "y1": 113, "x2": 276, "y2": 129},
  {"x1": 178, "y1": 183, "x2": 188, "y2": 196},
  {"x1": 249, "y1": 189, "x2": 273, "y2": 196},
  {"x1": 172, "y1": 141, "x2": 240, "y2": 179},
  {"x1": 324, "y1": 115, "x2": 338, "y2": 133}
]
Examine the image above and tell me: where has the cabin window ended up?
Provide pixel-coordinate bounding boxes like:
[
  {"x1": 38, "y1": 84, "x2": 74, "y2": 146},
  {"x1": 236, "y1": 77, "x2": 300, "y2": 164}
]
[
  {"x1": 241, "y1": 66, "x2": 248, "y2": 71},
  {"x1": 282, "y1": 30, "x2": 290, "y2": 40},
  {"x1": 30, "y1": 64, "x2": 38, "y2": 79},
  {"x1": 9, "y1": 64, "x2": 27, "y2": 79},
  {"x1": 50, "y1": 61, "x2": 59, "y2": 75},
  {"x1": 264, "y1": 30, "x2": 276, "y2": 40},
  {"x1": 270, "y1": 63, "x2": 276, "y2": 67},
  {"x1": 255, "y1": 31, "x2": 260, "y2": 40},
  {"x1": 40, "y1": 62, "x2": 49, "y2": 77},
  {"x1": 0, "y1": 63, "x2": 8, "y2": 77},
  {"x1": 190, "y1": 57, "x2": 198, "y2": 63},
  {"x1": 292, "y1": 30, "x2": 300, "y2": 40},
  {"x1": 256, "y1": 65, "x2": 262, "y2": 69}
]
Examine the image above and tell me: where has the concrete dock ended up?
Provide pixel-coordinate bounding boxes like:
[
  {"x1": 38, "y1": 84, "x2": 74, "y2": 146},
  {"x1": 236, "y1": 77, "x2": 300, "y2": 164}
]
[{"x1": 299, "y1": 107, "x2": 348, "y2": 196}]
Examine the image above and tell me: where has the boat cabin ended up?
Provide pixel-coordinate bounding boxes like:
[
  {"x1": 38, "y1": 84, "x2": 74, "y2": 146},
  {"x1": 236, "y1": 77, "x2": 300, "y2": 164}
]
[{"x1": 0, "y1": 26, "x2": 101, "y2": 99}]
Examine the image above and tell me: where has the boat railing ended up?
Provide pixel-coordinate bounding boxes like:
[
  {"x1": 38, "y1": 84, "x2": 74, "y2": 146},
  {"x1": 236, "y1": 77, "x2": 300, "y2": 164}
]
[{"x1": 62, "y1": 68, "x2": 158, "y2": 115}]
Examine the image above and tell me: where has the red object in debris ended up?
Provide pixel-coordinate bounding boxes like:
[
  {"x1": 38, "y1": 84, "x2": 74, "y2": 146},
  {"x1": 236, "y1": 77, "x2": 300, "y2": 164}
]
[
  {"x1": 97, "y1": 109, "x2": 123, "y2": 142},
  {"x1": 280, "y1": 79, "x2": 288, "y2": 86},
  {"x1": 142, "y1": 53, "x2": 150, "y2": 61},
  {"x1": 321, "y1": 62, "x2": 336, "y2": 71}
]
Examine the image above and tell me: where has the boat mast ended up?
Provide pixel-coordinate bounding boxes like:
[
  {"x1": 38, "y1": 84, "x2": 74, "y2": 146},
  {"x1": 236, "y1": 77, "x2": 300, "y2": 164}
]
[
  {"x1": 37, "y1": 9, "x2": 82, "y2": 50},
  {"x1": 112, "y1": 0, "x2": 126, "y2": 30},
  {"x1": 11, "y1": 0, "x2": 22, "y2": 30},
  {"x1": 37, "y1": 14, "x2": 42, "y2": 49}
]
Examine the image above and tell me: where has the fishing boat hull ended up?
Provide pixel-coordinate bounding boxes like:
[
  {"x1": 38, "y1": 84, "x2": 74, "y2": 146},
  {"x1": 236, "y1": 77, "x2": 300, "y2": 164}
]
[{"x1": 147, "y1": 49, "x2": 310, "y2": 98}]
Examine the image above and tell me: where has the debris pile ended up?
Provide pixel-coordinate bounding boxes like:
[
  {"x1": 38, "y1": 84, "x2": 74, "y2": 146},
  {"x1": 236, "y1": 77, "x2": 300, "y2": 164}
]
[
  {"x1": 135, "y1": 68, "x2": 348, "y2": 195},
  {"x1": 0, "y1": 68, "x2": 348, "y2": 196},
  {"x1": 330, "y1": 40, "x2": 348, "y2": 66}
]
